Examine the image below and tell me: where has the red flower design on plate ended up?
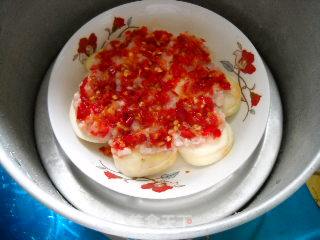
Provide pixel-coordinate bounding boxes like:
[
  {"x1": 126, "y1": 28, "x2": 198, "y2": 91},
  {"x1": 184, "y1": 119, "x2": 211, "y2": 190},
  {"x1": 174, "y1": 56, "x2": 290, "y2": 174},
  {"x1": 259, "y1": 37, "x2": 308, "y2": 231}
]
[
  {"x1": 250, "y1": 92, "x2": 261, "y2": 107},
  {"x1": 104, "y1": 171, "x2": 121, "y2": 179},
  {"x1": 77, "y1": 33, "x2": 97, "y2": 56},
  {"x1": 112, "y1": 17, "x2": 125, "y2": 31},
  {"x1": 141, "y1": 181, "x2": 173, "y2": 193},
  {"x1": 221, "y1": 42, "x2": 261, "y2": 121},
  {"x1": 235, "y1": 50, "x2": 256, "y2": 74}
]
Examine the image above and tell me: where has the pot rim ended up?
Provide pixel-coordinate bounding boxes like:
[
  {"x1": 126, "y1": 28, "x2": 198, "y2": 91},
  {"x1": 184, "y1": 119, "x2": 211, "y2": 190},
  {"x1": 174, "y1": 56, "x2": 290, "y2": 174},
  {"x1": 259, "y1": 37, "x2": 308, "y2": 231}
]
[{"x1": 1, "y1": 0, "x2": 320, "y2": 237}]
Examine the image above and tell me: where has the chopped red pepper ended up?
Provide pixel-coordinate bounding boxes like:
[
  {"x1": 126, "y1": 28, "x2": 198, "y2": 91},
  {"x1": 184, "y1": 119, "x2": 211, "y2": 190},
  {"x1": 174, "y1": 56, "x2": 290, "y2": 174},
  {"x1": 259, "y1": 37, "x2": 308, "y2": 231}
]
[{"x1": 76, "y1": 27, "x2": 229, "y2": 150}]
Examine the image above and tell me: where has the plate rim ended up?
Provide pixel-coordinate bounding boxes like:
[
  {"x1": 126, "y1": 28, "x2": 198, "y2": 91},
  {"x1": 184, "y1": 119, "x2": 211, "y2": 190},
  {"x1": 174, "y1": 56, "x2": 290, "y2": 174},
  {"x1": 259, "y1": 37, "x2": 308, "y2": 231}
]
[{"x1": 46, "y1": 0, "x2": 271, "y2": 199}]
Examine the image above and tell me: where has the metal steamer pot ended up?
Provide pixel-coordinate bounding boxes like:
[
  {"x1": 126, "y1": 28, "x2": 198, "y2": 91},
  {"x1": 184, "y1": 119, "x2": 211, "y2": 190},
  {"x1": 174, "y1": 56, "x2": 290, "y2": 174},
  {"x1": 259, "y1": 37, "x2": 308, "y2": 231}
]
[{"x1": 0, "y1": 1, "x2": 319, "y2": 239}]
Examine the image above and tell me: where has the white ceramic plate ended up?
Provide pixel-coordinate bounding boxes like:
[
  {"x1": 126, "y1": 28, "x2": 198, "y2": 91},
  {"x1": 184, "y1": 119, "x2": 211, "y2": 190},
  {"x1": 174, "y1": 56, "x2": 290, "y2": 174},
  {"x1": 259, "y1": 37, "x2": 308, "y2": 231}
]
[{"x1": 47, "y1": 0, "x2": 270, "y2": 199}]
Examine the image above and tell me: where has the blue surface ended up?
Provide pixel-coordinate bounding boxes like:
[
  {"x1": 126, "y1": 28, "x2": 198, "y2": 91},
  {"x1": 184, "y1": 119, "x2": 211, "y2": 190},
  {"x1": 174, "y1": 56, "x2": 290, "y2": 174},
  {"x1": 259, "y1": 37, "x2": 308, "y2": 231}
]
[{"x1": 1, "y1": 166, "x2": 319, "y2": 240}]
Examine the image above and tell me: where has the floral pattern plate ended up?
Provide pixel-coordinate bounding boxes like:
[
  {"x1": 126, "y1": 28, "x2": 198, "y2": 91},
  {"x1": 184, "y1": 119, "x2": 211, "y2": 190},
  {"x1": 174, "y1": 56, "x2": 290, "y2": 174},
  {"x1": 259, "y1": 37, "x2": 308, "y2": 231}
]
[{"x1": 47, "y1": 0, "x2": 270, "y2": 199}]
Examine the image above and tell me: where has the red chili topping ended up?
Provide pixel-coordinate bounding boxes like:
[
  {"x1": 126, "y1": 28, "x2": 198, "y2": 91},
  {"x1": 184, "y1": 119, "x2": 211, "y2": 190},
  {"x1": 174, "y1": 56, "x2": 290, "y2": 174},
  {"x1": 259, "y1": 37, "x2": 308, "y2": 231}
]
[{"x1": 76, "y1": 27, "x2": 231, "y2": 151}]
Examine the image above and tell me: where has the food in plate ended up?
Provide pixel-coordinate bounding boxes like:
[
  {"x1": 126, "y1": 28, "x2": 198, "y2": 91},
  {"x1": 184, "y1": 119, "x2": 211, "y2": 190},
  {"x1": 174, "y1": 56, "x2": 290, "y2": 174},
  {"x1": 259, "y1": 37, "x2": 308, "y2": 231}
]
[
  {"x1": 70, "y1": 26, "x2": 241, "y2": 177},
  {"x1": 178, "y1": 123, "x2": 233, "y2": 166}
]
